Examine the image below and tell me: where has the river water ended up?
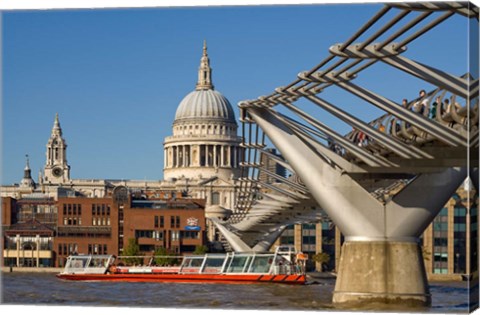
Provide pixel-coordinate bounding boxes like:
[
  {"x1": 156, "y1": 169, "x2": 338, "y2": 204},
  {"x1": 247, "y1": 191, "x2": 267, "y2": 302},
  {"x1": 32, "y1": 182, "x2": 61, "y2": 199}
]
[{"x1": 0, "y1": 272, "x2": 476, "y2": 313}]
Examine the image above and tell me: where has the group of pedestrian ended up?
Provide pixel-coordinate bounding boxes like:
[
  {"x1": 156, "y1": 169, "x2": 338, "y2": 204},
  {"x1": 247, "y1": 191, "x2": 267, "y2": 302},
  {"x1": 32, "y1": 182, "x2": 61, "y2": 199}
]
[
  {"x1": 346, "y1": 89, "x2": 462, "y2": 150},
  {"x1": 406, "y1": 89, "x2": 458, "y2": 120}
]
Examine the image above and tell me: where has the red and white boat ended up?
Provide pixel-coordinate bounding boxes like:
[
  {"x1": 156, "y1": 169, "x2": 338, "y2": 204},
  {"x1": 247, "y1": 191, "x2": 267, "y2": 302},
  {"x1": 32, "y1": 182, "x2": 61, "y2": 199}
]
[{"x1": 56, "y1": 246, "x2": 307, "y2": 285}]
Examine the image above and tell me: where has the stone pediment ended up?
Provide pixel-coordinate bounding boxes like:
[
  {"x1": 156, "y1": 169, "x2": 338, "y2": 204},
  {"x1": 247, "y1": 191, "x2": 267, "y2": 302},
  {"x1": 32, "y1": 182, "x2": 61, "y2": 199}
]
[{"x1": 197, "y1": 176, "x2": 235, "y2": 188}]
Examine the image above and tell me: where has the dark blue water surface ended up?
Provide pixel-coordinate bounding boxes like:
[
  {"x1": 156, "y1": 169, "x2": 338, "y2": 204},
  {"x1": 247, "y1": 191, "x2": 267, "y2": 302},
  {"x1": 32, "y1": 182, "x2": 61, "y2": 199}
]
[{"x1": 0, "y1": 272, "x2": 476, "y2": 313}]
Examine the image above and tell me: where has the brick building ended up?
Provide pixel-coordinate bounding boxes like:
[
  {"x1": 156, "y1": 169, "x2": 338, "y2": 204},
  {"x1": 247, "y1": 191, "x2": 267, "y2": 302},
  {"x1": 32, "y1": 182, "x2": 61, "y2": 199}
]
[
  {"x1": 124, "y1": 199, "x2": 206, "y2": 255},
  {"x1": 1, "y1": 190, "x2": 206, "y2": 268}
]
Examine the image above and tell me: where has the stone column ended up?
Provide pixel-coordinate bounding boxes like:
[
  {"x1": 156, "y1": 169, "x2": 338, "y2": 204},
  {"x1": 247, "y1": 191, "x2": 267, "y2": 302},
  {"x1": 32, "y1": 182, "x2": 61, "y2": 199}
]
[
  {"x1": 233, "y1": 146, "x2": 237, "y2": 168},
  {"x1": 192, "y1": 145, "x2": 199, "y2": 167},
  {"x1": 221, "y1": 145, "x2": 225, "y2": 167},
  {"x1": 172, "y1": 146, "x2": 177, "y2": 168},
  {"x1": 177, "y1": 146, "x2": 181, "y2": 168},
  {"x1": 36, "y1": 235, "x2": 40, "y2": 267},
  {"x1": 213, "y1": 145, "x2": 217, "y2": 167},
  {"x1": 182, "y1": 145, "x2": 186, "y2": 167},
  {"x1": 228, "y1": 146, "x2": 232, "y2": 167},
  {"x1": 206, "y1": 145, "x2": 210, "y2": 167},
  {"x1": 164, "y1": 148, "x2": 167, "y2": 169},
  {"x1": 16, "y1": 234, "x2": 20, "y2": 267}
]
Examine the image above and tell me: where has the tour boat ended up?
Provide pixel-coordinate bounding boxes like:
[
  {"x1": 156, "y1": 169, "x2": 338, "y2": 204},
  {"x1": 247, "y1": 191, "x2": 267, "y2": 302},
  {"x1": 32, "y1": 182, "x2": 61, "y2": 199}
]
[{"x1": 56, "y1": 246, "x2": 307, "y2": 285}]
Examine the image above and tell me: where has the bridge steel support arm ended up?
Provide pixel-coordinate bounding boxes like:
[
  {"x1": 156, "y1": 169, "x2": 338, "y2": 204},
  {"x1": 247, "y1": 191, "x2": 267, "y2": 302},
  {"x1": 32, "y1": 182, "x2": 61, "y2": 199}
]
[
  {"x1": 248, "y1": 106, "x2": 383, "y2": 238},
  {"x1": 248, "y1": 105, "x2": 467, "y2": 306}
]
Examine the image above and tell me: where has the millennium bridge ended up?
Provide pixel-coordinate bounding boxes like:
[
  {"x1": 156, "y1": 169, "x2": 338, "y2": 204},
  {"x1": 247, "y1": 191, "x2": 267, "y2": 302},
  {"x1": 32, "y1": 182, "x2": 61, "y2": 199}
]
[{"x1": 210, "y1": 2, "x2": 479, "y2": 307}]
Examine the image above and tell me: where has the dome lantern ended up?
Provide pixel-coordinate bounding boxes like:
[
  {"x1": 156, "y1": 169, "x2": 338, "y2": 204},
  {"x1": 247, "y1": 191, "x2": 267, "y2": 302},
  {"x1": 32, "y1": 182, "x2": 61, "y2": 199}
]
[
  {"x1": 196, "y1": 40, "x2": 214, "y2": 91},
  {"x1": 173, "y1": 41, "x2": 236, "y2": 124}
]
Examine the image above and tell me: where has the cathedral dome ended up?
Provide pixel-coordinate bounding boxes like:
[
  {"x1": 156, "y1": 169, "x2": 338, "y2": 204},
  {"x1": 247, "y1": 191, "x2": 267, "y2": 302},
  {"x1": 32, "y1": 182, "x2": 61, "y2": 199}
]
[
  {"x1": 163, "y1": 41, "x2": 242, "y2": 182},
  {"x1": 174, "y1": 89, "x2": 236, "y2": 123}
]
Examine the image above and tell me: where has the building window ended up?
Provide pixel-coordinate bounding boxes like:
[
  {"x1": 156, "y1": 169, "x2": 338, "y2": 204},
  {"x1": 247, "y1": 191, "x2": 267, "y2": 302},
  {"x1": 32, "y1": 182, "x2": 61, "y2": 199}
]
[
  {"x1": 180, "y1": 231, "x2": 199, "y2": 239},
  {"x1": 433, "y1": 207, "x2": 449, "y2": 274},
  {"x1": 171, "y1": 230, "x2": 179, "y2": 241},
  {"x1": 154, "y1": 231, "x2": 164, "y2": 241},
  {"x1": 211, "y1": 192, "x2": 220, "y2": 205},
  {"x1": 280, "y1": 236, "x2": 294, "y2": 245}
]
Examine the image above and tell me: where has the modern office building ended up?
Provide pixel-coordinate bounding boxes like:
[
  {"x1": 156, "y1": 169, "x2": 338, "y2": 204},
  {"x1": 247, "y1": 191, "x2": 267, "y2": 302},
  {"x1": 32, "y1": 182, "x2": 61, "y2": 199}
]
[{"x1": 276, "y1": 182, "x2": 478, "y2": 280}]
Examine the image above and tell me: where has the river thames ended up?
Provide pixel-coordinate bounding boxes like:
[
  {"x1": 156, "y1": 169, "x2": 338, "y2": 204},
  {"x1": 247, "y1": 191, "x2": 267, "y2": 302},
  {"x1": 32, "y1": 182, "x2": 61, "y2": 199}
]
[{"x1": 0, "y1": 272, "x2": 476, "y2": 313}]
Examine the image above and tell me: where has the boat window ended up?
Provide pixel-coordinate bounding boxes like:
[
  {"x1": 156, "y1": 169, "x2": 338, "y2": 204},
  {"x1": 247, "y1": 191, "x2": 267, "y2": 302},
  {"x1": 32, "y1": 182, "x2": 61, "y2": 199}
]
[
  {"x1": 223, "y1": 256, "x2": 232, "y2": 272},
  {"x1": 249, "y1": 256, "x2": 272, "y2": 273},
  {"x1": 185, "y1": 257, "x2": 204, "y2": 267},
  {"x1": 204, "y1": 257, "x2": 224, "y2": 267},
  {"x1": 227, "y1": 256, "x2": 249, "y2": 273},
  {"x1": 89, "y1": 258, "x2": 109, "y2": 268},
  {"x1": 243, "y1": 256, "x2": 253, "y2": 272},
  {"x1": 67, "y1": 257, "x2": 89, "y2": 269}
]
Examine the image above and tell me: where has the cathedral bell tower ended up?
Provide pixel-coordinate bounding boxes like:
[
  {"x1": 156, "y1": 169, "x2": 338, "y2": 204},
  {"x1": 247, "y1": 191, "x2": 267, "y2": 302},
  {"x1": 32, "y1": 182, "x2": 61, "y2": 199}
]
[{"x1": 43, "y1": 113, "x2": 70, "y2": 184}]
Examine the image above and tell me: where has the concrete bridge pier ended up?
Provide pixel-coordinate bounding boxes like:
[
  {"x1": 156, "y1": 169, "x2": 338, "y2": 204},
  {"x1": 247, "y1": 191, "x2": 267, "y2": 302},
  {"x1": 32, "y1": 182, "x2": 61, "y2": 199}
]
[
  {"x1": 333, "y1": 240, "x2": 430, "y2": 306},
  {"x1": 248, "y1": 106, "x2": 467, "y2": 307}
]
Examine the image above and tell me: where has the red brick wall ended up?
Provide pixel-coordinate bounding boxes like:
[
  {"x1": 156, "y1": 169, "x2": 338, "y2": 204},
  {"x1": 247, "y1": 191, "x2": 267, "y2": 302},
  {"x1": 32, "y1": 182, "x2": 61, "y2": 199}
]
[
  {"x1": 123, "y1": 199, "x2": 206, "y2": 255},
  {"x1": 55, "y1": 197, "x2": 119, "y2": 267}
]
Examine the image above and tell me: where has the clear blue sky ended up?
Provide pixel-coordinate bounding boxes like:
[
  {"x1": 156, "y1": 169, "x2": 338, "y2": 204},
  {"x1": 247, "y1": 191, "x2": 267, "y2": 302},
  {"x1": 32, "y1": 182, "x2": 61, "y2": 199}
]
[{"x1": 1, "y1": 2, "x2": 473, "y2": 184}]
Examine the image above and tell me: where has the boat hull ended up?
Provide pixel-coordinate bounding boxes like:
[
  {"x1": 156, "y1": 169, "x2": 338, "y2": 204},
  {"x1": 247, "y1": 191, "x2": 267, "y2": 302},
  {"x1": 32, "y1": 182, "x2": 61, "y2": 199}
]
[{"x1": 56, "y1": 273, "x2": 306, "y2": 284}]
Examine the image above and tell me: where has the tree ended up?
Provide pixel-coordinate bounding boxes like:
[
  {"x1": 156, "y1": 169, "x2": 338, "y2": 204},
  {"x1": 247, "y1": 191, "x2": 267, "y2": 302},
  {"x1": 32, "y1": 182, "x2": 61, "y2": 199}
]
[
  {"x1": 311, "y1": 252, "x2": 330, "y2": 272},
  {"x1": 122, "y1": 238, "x2": 143, "y2": 265},
  {"x1": 193, "y1": 245, "x2": 208, "y2": 255},
  {"x1": 153, "y1": 247, "x2": 178, "y2": 266}
]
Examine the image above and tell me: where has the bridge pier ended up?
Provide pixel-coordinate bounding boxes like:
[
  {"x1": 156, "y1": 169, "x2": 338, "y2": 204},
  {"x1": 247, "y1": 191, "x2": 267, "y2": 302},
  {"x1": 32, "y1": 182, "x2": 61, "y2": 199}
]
[
  {"x1": 248, "y1": 106, "x2": 467, "y2": 308},
  {"x1": 333, "y1": 240, "x2": 430, "y2": 306}
]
